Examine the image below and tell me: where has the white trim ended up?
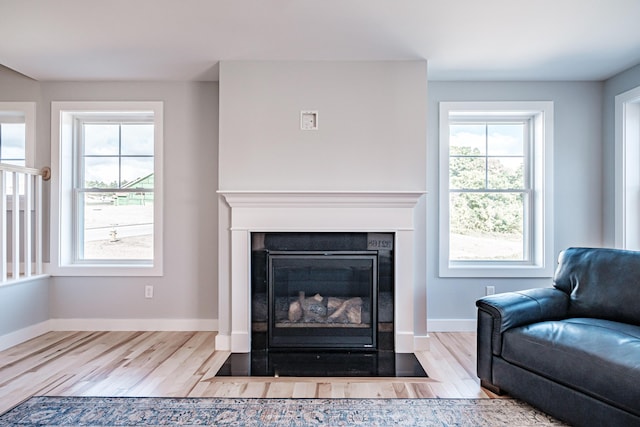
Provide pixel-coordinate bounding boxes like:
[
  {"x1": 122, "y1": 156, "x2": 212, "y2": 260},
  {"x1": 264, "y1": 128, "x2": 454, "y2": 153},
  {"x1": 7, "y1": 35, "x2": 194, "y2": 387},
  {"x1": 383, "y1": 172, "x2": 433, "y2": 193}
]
[
  {"x1": 427, "y1": 319, "x2": 477, "y2": 332},
  {"x1": 413, "y1": 335, "x2": 430, "y2": 351},
  {"x1": 0, "y1": 273, "x2": 50, "y2": 288},
  {"x1": 0, "y1": 320, "x2": 51, "y2": 352},
  {"x1": 615, "y1": 85, "x2": 640, "y2": 249},
  {"x1": 214, "y1": 333, "x2": 231, "y2": 352},
  {"x1": 219, "y1": 190, "x2": 426, "y2": 208},
  {"x1": 50, "y1": 101, "x2": 164, "y2": 276},
  {"x1": 49, "y1": 318, "x2": 217, "y2": 332},
  {"x1": 0, "y1": 318, "x2": 218, "y2": 351},
  {"x1": 0, "y1": 319, "x2": 475, "y2": 350},
  {"x1": 439, "y1": 101, "x2": 554, "y2": 278}
]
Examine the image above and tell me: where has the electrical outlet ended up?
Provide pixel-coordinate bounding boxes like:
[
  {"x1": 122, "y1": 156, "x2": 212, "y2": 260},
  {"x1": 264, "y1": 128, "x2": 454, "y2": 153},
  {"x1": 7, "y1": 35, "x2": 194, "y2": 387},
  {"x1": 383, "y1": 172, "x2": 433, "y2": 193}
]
[
  {"x1": 145, "y1": 285, "x2": 154, "y2": 299},
  {"x1": 485, "y1": 285, "x2": 495, "y2": 296}
]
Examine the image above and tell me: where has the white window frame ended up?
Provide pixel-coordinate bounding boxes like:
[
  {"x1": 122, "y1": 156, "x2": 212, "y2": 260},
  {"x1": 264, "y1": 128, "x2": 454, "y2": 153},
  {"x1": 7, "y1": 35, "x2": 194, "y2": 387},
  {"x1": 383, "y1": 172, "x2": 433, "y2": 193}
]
[
  {"x1": 439, "y1": 101, "x2": 554, "y2": 278},
  {"x1": 50, "y1": 101, "x2": 163, "y2": 276},
  {"x1": 615, "y1": 85, "x2": 640, "y2": 250}
]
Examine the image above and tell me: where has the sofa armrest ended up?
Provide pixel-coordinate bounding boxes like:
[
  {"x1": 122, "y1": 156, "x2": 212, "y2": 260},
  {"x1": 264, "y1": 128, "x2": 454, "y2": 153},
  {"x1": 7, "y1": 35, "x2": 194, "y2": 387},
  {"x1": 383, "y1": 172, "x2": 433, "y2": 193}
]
[
  {"x1": 476, "y1": 288, "x2": 569, "y2": 385},
  {"x1": 477, "y1": 287, "x2": 569, "y2": 335}
]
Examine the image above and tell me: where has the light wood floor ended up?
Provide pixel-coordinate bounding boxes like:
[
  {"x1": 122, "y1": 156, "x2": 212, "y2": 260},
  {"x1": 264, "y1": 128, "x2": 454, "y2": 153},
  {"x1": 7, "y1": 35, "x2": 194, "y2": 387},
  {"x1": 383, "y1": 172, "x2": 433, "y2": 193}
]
[{"x1": 0, "y1": 331, "x2": 498, "y2": 414}]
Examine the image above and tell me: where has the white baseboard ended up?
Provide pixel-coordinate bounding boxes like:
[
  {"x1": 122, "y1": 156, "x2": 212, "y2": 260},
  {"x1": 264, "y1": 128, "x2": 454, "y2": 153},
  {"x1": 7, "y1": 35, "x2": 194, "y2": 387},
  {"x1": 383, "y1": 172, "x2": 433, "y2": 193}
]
[
  {"x1": 427, "y1": 319, "x2": 477, "y2": 332},
  {"x1": 0, "y1": 318, "x2": 219, "y2": 352},
  {"x1": 49, "y1": 318, "x2": 218, "y2": 331},
  {"x1": 2, "y1": 319, "x2": 473, "y2": 353},
  {"x1": 215, "y1": 333, "x2": 231, "y2": 352},
  {"x1": 413, "y1": 335, "x2": 430, "y2": 351},
  {"x1": 0, "y1": 320, "x2": 52, "y2": 352}
]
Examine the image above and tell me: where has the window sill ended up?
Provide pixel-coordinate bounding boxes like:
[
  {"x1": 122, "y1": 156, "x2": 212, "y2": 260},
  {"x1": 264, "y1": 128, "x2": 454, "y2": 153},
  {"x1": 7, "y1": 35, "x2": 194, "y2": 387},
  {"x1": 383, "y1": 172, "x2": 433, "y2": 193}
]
[{"x1": 439, "y1": 263, "x2": 554, "y2": 278}]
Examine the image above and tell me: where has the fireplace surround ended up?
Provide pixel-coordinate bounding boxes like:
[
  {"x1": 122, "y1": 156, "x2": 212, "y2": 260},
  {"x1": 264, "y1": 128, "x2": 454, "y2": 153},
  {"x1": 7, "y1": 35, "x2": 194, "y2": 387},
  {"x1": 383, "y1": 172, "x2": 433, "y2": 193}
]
[{"x1": 217, "y1": 191, "x2": 426, "y2": 353}]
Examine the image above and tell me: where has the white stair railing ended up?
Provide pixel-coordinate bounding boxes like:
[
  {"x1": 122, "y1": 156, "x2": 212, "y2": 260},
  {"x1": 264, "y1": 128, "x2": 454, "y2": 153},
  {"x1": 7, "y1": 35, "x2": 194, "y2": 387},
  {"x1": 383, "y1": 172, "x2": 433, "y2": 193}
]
[{"x1": 0, "y1": 163, "x2": 48, "y2": 282}]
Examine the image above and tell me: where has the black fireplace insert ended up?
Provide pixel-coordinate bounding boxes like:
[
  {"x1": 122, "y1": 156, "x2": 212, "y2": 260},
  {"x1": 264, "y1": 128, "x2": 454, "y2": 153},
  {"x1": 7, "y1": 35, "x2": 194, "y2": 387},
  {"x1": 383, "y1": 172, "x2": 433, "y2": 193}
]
[{"x1": 267, "y1": 251, "x2": 377, "y2": 349}]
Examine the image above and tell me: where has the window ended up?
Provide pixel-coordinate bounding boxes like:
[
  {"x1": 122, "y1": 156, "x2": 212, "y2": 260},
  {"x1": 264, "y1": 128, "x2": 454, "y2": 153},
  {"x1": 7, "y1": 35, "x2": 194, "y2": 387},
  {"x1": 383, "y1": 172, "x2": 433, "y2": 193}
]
[
  {"x1": 0, "y1": 102, "x2": 36, "y2": 196},
  {"x1": 0, "y1": 102, "x2": 34, "y2": 167},
  {"x1": 615, "y1": 85, "x2": 640, "y2": 249},
  {"x1": 51, "y1": 102, "x2": 163, "y2": 276},
  {"x1": 0, "y1": 121, "x2": 26, "y2": 165},
  {"x1": 439, "y1": 102, "x2": 554, "y2": 277}
]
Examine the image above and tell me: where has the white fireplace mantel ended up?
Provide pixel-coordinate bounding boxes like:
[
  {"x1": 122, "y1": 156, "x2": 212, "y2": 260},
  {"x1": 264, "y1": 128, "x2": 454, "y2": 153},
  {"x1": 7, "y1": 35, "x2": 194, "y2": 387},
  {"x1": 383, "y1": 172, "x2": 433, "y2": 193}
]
[
  {"x1": 220, "y1": 190, "x2": 426, "y2": 208},
  {"x1": 216, "y1": 190, "x2": 426, "y2": 353}
]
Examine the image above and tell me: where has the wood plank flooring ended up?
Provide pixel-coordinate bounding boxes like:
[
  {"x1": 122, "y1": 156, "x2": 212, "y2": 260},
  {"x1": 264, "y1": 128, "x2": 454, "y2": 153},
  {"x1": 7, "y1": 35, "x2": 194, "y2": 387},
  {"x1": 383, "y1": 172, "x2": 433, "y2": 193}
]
[{"x1": 0, "y1": 331, "x2": 498, "y2": 414}]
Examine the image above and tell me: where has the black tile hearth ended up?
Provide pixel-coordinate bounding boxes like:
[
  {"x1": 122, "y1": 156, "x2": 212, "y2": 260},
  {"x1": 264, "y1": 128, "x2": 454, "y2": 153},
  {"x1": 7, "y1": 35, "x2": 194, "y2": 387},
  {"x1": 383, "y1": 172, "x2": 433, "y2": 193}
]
[{"x1": 216, "y1": 351, "x2": 427, "y2": 378}]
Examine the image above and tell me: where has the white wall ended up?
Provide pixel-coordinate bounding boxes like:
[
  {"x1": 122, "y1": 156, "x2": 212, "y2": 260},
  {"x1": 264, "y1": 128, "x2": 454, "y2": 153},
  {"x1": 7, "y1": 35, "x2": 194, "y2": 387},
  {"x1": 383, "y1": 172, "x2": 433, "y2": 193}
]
[
  {"x1": 218, "y1": 60, "x2": 429, "y2": 339},
  {"x1": 426, "y1": 81, "x2": 604, "y2": 329},
  {"x1": 219, "y1": 61, "x2": 427, "y2": 191},
  {"x1": 42, "y1": 81, "x2": 219, "y2": 325}
]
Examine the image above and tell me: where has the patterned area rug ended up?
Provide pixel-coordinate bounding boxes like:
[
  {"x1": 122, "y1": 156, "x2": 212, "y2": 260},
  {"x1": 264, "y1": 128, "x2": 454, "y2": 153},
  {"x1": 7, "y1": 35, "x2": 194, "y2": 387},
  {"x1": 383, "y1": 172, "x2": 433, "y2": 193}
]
[{"x1": 0, "y1": 396, "x2": 567, "y2": 426}]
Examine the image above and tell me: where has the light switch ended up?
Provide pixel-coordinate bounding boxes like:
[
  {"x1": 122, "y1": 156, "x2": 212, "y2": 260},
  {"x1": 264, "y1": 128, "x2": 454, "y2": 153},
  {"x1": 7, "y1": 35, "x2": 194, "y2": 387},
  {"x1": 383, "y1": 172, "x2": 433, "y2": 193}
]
[{"x1": 301, "y1": 111, "x2": 318, "y2": 130}]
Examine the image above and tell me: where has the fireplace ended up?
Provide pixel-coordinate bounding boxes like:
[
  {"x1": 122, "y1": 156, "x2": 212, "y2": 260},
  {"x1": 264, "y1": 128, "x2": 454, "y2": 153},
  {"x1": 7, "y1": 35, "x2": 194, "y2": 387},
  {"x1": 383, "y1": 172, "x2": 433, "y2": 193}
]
[
  {"x1": 216, "y1": 191, "x2": 426, "y2": 354},
  {"x1": 251, "y1": 232, "x2": 394, "y2": 350}
]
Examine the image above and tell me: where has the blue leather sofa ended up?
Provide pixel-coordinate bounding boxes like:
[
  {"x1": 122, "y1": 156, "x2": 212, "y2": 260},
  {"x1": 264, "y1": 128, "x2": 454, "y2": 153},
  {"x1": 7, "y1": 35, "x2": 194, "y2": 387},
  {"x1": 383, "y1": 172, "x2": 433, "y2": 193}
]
[{"x1": 476, "y1": 247, "x2": 640, "y2": 427}]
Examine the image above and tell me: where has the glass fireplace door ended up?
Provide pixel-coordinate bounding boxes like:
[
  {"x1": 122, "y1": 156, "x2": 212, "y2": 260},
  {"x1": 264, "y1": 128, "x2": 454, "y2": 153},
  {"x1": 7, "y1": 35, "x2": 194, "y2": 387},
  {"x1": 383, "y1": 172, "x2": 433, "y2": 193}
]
[{"x1": 267, "y1": 251, "x2": 377, "y2": 349}]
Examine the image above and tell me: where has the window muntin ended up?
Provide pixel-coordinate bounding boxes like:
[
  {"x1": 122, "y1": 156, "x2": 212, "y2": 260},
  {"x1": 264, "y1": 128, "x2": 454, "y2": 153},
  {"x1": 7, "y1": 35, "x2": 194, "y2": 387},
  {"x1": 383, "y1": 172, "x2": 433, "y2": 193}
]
[{"x1": 448, "y1": 121, "x2": 530, "y2": 262}]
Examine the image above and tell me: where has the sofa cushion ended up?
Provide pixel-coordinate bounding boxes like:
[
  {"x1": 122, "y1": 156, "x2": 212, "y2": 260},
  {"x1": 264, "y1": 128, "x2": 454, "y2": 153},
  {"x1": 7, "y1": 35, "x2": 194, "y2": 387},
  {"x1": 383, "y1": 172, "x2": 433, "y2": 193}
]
[
  {"x1": 553, "y1": 247, "x2": 640, "y2": 325},
  {"x1": 501, "y1": 318, "x2": 640, "y2": 417}
]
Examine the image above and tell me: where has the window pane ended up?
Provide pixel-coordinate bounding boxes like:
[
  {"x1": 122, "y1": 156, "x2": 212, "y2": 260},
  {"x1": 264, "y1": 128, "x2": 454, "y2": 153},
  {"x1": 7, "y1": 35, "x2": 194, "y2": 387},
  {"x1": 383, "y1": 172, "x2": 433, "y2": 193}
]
[
  {"x1": 121, "y1": 157, "x2": 154, "y2": 187},
  {"x1": 84, "y1": 124, "x2": 119, "y2": 155},
  {"x1": 488, "y1": 157, "x2": 524, "y2": 189},
  {"x1": 487, "y1": 124, "x2": 524, "y2": 156},
  {"x1": 121, "y1": 124, "x2": 154, "y2": 155},
  {"x1": 84, "y1": 157, "x2": 119, "y2": 188},
  {"x1": 81, "y1": 191, "x2": 153, "y2": 260},
  {"x1": 1, "y1": 123, "x2": 26, "y2": 161},
  {"x1": 450, "y1": 124, "x2": 486, "y2": 155},
  {"x1": 449, "y1": 192, "x2": 524, "y2": 261},
  {"x1": 450, "y1": 156, "x2": 485, "y2": 189}
]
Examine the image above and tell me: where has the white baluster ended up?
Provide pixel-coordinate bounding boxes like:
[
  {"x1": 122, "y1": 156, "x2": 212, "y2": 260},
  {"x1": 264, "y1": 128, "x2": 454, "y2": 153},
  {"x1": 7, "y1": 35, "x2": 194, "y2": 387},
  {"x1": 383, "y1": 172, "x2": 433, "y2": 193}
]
[
  {"x1": 24, "y1": 172, "x2": 33, "y2": 277},
  {"x1": 0, "y1": 171, "x2": 6, "y2": 282},
  {"x1": 35, "y1": 174, "x2": 42, "y2": 275},
  {"x1": 11, "y1": 171, "x2": 20, "y2": 279}
]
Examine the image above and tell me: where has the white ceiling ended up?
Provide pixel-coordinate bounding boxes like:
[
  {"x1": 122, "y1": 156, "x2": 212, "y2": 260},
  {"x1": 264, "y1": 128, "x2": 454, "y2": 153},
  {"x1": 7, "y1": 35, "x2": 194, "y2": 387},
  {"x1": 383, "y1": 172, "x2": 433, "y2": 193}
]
[{"x1": 2, "y1": 0, "x2": 640, "y2": 82}]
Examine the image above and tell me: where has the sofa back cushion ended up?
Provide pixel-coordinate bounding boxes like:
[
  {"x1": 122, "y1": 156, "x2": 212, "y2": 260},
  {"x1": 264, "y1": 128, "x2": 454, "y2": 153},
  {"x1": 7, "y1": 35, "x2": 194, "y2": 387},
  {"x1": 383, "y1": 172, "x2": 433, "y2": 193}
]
[{"x1": 554, "y1": 247, "x2": 640, "y2": 325}]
